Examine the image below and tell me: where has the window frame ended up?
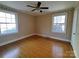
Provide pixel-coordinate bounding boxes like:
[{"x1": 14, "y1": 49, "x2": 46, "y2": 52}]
[
  {"x1": 52, "y1": 12, "x2": 67, "y2": 34},
  {"x1": 0, "y1": 9, "x2": 18, "y2": 36}
]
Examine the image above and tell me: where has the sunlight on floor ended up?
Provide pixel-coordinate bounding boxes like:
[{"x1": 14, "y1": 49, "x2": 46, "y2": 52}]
[
  {"x1": 52, "y1": 45, "x2": 63, "y2": 57},
  {"x1": 2, "y1": 48, "x2": 20, "y2": 58}
]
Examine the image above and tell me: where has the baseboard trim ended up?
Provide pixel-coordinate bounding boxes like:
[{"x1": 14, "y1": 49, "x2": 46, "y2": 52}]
[
  {"x1": 71, "y1": 43, "x2": 78, "y2": 58},
  {"x1": 0, "y1": 34, "x2": 35, "y2": 46},
  {"x1": 36, "y1": 34, "x2": 70, "y2": 42},
  {"x1": 0, "y1": 33, "x2": 70, "y2": 46}
]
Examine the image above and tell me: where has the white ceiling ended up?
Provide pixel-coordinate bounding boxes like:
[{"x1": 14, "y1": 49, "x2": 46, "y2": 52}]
[{"x1": 0, "y1": 1, "x2": 79, "y2": 15}]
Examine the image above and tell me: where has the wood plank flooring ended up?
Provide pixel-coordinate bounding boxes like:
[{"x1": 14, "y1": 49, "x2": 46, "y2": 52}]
[{"x1": 0, "y1": 35, "x2": 75, "y2": 58}]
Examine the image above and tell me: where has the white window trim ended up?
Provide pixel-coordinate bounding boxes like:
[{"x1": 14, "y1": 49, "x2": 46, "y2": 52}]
[
  {"x1": 52, "y1": 12, "x2": 67, "y2": 34},
  {"x1": 0, "y1": 9, "x2": 18, "y2": 36}
]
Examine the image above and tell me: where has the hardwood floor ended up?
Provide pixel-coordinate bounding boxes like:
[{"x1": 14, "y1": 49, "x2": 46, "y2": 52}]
[{"x1": 0, "y1": 35, "x2": 75, "y2": 58}]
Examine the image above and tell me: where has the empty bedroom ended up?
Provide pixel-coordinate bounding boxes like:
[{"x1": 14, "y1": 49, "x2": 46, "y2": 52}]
[{"x1": 0, "y1": 1, "x2": 79, "y2": 58}]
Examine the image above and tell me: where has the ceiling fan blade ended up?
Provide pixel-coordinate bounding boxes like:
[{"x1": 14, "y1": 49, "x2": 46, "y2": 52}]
[
  {"x1": 27, "y1": 5, "x2": 35, "y2": 8},
  {"x1": 37, "y1": 2, "x2": 41, "y2": 7},
  {"x1": 40, "y1": 7, "x2": 48, "y2": 9},
  {"x1": 32, "y1": 9, "x2": 36, "y2": 11}
]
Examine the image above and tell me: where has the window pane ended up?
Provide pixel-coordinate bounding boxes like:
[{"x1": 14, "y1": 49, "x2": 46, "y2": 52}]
[
  {"x1": 12, "y1": 14, "x2": 15, "y2": 18},
  {"x1": 6, "y1": 24, "x2": 17, "y2": 33},
  {"x1": 1, "y1": 24, "x2": 6, "y2": 29},
  {"x1": 12, "y1": 19, "x2": 15, "y2": 23},
  {"x1": 54, "y1": 15, "x2": 65, "y2": 23},
  {"x1": 6, "y1": 18, "x2": 12, "y2": 23},
  {"x1": 0, "y1": 12, "x2": 5, "y2": 18},
  {"x1": 1, "y1": 24, "x2": 7, "y2": 34},
  {"x1": 53, "y1": 24, "x2": 65, "y2": 32},
  {"x1": 0, "y1": 24, "x2": 1, "y2": 30},
  {"x1": 6, "y1": 13, "x2": 11, "y2": 18},
  {"x1": 7, "y1": 24, "x2": 16, "y2": 29},
  {"x1": 0, "y1": 18, "x2": 6, "y2": 23},
  {"x1": 62, "y1": 24, "x2": 65, "y2": 32}
]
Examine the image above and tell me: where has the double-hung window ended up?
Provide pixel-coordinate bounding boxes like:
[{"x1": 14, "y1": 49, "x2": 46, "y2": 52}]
[
  {"x1": 0, "y1": 11, "x2": 18, "y2": 35},
  {"x1": 52, "y1": 13, "x2": 66, "y2": 33}
]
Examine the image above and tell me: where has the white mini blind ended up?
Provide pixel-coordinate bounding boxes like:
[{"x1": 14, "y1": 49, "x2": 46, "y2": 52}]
[
  {"x1": 0, "y1": 11, "x2": 18, "y2": 35},
  {"x1": 52, "y1": 15, "x2": 66, "y2": 33}
]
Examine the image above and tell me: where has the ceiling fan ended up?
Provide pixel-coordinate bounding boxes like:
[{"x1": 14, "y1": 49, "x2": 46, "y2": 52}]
[{"x1": 27, "y1": 2, "x2": 48, "y2": 12}]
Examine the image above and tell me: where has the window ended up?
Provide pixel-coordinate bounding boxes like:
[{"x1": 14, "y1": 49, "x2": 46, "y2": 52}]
[
  {"x1": 52, "y1": 14, "x2": 66, "y2": 33},
  {"x1": 0, "y1": 11, "x2": 18, "y2": 35}
]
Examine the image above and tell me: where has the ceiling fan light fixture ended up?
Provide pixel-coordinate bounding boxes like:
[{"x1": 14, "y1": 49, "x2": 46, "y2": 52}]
[
  {"x1": 40, "y1": 10, "x2": 42, "y2": 13},
  {"x1": 27, "y1": 2, "x2": 49, "y2": 12}
]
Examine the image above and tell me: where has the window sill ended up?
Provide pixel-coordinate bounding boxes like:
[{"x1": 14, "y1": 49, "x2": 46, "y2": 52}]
[
  {"x1": 0, "y1": 31, "x2": 18, "y2": 36},
  {"x1": 52, "y1": 32, "x2": 66, "y2": 34}
]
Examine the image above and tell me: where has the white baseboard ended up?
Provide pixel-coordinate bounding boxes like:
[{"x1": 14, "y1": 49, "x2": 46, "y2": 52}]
[
  {"x1": 71, "y1": 42, "x2": 78, "y2": 58},
  {"x1": 36, "y1": 34, "x2": 70, "y2": 42},
  {"x1": 0, "y1": 33, "x2": 70, "y2": 46},
  {"x1": 0, "y1": 34, "x2": 35, "y2": 46}
]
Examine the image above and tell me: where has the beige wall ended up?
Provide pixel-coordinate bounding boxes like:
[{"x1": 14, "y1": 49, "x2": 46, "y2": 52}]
[
  {"x1": 36, "y1": 9, "x2": 74, "y2": 41},
  {"x1": 0, "y1": 12, "x2": 35, "y2": 45}
]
